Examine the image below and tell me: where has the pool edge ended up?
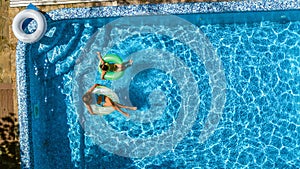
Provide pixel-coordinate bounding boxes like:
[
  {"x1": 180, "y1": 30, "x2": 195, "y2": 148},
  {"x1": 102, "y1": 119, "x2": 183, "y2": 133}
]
[{"x1": 16, "y1": 1, "x2": 300, "y2": 168}]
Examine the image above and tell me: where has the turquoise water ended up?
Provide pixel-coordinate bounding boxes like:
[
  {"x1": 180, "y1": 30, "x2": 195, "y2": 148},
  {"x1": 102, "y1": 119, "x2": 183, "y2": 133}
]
[{"x1": 26, "y1": 12, "x2": 299, "y2": 168}]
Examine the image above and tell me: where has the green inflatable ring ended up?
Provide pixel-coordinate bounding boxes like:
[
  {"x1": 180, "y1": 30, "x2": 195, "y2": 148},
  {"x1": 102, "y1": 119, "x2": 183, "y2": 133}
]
[{"x1": 98, "y1": 54, "x2": 125, "y2": 80}]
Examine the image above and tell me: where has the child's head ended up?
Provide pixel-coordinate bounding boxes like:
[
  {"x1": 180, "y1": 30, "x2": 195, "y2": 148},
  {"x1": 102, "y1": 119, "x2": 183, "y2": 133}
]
[
  {"x1": 82, "y1": 93, "x2": 92, "y2": 104},
  {"x1": 101, "y1": 64, "x2": 109, "y2": 71}
]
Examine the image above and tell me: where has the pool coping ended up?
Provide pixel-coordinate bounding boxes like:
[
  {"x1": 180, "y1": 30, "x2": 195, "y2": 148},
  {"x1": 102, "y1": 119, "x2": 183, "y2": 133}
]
[
  {"x1": 16, "y1": 1, "x2": 300, "y2": 168},
  {"x1": 46, "y1": 1, "x2": 300, "y2": 20}
]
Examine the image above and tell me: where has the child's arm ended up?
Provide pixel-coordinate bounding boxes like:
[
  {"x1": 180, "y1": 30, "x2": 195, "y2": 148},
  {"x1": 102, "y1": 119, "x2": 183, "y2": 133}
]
[
  {"x1": 97, "y1": 52, "x2": 105, "y2": 64},
  {"x1": 85, "y1": 104, "x2": 95, "y2": 115},
  {"x1": 101, "y1": 71, "x2": 106, "y2": 80},
  {"x1": 88, "y1": 84, "x2": 100, "y2": 93}
]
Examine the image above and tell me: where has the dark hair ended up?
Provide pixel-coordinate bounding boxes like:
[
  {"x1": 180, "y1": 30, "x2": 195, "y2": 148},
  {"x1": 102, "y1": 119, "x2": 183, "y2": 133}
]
[
  {"x1": 101, "y1": 64, "x2": 109, "y2": 71},
  {"x1": 82, "y1": 93, "x2": 92, "y2": 104}
]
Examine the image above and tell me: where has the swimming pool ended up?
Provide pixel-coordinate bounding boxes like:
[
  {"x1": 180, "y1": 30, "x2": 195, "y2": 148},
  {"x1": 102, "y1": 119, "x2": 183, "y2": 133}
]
[{"x1": 16, "y1": 1, "x2": 300, "y2": 169}]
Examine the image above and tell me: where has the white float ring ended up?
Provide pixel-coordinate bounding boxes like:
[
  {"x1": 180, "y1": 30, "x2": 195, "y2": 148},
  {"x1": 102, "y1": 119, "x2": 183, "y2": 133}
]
[
  {"x1": 90, "y1": 86, "x2": 120, "y2": 116},
  {"x1": 12, "y1": 9, "x2": 47, "y2": 43}
]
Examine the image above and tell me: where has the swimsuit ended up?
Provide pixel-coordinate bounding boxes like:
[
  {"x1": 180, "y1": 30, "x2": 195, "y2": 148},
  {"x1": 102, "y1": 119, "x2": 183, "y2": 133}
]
[
  {"x1": 96, "y1": 94, "x2": 106, "y2": 106},
  {"x1": 90, "y1": 86, "x2": 119, "y2": 115},
  {"x1": 104, "y1": 62, "x2": 117, "y2": 72}
]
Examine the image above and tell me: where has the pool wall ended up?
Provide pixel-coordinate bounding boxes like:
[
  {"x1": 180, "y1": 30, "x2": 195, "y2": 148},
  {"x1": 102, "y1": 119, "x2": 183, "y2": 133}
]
[{"x1": 16, "y1": 0, "x2": 300, "y2": 168}]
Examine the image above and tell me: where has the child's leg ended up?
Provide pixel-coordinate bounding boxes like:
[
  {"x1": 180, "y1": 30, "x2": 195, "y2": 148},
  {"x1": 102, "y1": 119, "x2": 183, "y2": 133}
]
[
  {"x1": 114, "y1": 60, "x2": 133, "y2": 72},
  {"x1": 104, "y1": 97, "x2": 130, "y2": 117},
  {"x1": 112, "y1": 105, "x2": 130, "y2": 117},
  {"x1": 122, "y1": 60, "x2": 133, "y2": 68},
  {"x1": 115, "y1": 102, "x2": 137, "y2": 110}
]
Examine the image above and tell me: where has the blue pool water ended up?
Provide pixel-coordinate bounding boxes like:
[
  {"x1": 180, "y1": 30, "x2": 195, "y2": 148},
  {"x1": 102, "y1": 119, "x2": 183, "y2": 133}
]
[{"x1": 17, "y1": 4, "x2": 300, "y2": 169}]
